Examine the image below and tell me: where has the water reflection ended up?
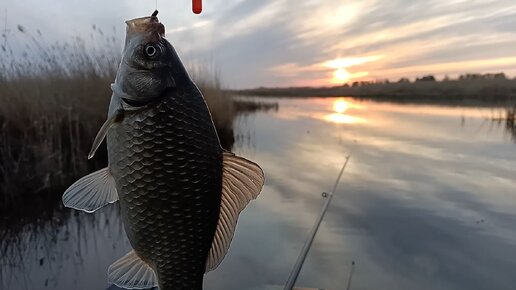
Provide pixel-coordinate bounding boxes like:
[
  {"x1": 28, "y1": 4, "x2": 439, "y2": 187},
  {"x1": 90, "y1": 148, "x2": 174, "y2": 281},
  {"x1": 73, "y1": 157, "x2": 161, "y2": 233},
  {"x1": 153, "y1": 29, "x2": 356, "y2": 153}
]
[
  {"x1": 499, "y1": 106, "x2": 516, "y2": 142},
  {"x1": 0, "y1": 202, "x2": 129, "y2": 290},
  {"x1": 506, "y1": 107, "x2": 516, "y2": 141},
  {"x1": 323, "y1": 113, "x2": 366, "y2": 124},
  {"x1": 333, "y1": 99, "x2": 349, "y2": 113},
  {"x1": 2, "y1": 97, "x2": 516, "y2": 290},
  {"x1": 209, "y1": 97, "x2": 516, "y2": 290}
]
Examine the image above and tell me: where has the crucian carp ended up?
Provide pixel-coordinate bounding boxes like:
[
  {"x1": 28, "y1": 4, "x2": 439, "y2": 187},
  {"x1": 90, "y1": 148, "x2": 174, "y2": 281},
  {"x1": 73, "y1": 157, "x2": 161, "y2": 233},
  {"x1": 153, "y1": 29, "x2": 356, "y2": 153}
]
[{"x1": 62, "y1": 10, "x2": 264, "y2": 290}]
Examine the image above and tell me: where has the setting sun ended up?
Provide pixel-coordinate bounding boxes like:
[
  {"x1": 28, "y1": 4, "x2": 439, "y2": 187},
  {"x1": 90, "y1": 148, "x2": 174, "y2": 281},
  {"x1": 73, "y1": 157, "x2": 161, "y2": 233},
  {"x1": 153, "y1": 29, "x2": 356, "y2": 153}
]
[{"x1": 334, "y1": 68, "x2": 350, "y2": 82}]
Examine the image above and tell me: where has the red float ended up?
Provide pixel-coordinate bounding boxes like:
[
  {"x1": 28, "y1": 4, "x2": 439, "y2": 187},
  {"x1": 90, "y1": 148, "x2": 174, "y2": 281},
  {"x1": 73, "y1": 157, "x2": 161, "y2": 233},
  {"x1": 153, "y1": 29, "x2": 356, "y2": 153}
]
[{"x1": 192, "y1": 0, "x2": 202, "y2": 14}]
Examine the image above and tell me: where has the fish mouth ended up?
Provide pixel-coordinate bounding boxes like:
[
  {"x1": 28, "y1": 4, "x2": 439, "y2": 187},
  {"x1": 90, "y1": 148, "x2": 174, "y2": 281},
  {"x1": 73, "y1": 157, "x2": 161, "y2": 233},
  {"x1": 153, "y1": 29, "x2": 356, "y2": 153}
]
[{"x1": 125, "y1": 11, "x2": 165, "y2": 39}]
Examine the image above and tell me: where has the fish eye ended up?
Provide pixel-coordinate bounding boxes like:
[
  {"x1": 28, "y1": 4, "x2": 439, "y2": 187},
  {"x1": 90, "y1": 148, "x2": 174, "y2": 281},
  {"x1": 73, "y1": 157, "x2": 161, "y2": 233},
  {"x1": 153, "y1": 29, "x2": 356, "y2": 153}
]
[{"x1": 144, "y1": 44, "x2": 158, "y2": 58}]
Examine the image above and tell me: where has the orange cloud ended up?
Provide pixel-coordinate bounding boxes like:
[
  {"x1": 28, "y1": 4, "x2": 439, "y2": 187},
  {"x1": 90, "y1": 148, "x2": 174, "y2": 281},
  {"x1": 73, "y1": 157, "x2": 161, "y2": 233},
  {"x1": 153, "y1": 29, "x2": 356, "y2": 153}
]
[{"x1": 322, "y1": 55, "x2": 384, "y2": 69}]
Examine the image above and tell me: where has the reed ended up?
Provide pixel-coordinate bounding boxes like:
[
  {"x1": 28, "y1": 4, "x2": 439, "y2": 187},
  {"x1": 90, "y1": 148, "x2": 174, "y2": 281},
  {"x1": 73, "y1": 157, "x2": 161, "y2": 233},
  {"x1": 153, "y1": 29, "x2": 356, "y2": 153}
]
[{"x1": 0, "y1": 27, "x2": 235, "y2": 211}]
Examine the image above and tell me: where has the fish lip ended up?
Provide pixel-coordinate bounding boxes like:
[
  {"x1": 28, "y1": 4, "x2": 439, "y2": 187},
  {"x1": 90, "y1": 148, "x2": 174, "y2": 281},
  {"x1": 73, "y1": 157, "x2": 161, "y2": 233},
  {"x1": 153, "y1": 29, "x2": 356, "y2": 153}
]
[{"x1": 125, "y1": 14, "x2": 165, "y2": 37}]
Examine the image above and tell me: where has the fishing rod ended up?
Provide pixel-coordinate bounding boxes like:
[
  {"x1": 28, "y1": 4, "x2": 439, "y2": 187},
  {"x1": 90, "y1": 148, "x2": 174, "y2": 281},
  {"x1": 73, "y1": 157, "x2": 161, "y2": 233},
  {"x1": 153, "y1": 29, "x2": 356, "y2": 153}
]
[{"x1": 283, "y1": 155, "x2": 351, "y2": 290}]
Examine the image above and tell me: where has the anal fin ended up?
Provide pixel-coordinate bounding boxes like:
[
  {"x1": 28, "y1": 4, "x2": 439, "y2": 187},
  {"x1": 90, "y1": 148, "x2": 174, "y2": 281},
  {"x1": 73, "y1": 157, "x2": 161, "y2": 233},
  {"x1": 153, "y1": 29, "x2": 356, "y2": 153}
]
[
  {"x1": 108, "y1": 250, "x2": 158, "y2": 289},
  {"x1": 62, "y1": 167, "x2": 118, "y2": 213},
  {"x1": 205, "y1": 152, "x2": 265, "y2": 272}
]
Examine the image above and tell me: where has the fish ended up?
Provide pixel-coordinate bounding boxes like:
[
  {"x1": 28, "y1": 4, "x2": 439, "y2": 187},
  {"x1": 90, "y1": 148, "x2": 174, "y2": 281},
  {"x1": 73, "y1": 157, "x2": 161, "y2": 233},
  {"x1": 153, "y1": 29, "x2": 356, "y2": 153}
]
[{"x1": 62, "y1": 11, "x2": 264, "y2": 290}]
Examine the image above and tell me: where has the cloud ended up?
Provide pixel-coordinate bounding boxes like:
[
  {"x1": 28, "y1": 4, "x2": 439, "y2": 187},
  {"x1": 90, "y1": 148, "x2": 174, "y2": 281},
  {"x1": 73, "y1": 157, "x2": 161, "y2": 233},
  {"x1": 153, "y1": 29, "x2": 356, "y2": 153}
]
[
  {"x1": 4, "y1": 0, "x2": 516, "y2": 87},
  {"x1": 322, "y1": 56, "x2": 384, "y2": 69}
]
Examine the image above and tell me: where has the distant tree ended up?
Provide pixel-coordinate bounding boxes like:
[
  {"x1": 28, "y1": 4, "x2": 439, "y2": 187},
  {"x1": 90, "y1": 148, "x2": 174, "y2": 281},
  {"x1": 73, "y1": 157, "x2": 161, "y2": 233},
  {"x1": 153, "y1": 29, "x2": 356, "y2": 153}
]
[
  {"x1": 352, "y1": 81, "x2": 359, "y2": 87},
  {"x1": 482, "y1": 73, "x2": 506, "y2": 80},
  {"x1": 343, "y1": 83, "x2": 350, "y2": 88},
  {"x1": 443, "y1": 75, "x2": 450, "y2": 82},
  {"x1": 494, "y1": 73, "x2": 506, "y2": 80},
  {"x1": 416, "y1": 75, "x2": 436, "y2": 82},
  {"x1": 398, "y1": 78, "x2": 410, "y2": 83},
  {"x1": 374, "y1": 79, "x2": 389, "y2": 84},
  {"x1": 460, "y1": 73, "x2": 482, "y2": 80}
]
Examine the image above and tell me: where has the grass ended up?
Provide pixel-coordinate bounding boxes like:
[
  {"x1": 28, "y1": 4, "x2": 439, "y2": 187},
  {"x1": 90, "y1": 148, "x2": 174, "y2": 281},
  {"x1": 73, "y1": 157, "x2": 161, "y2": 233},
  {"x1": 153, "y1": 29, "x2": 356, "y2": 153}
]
[
  {"x1": 0, "y1": 28, "x2": 236, "y2": 212},
  {"x1": 234, "y1": 78, "x2": 516, "y2": 105},
  {"x1": 507, "y1": 107, "x2": 516, "y2": 141},
  {"x1": 490, "y1": 106, "x2": 516, "y2": 142}
]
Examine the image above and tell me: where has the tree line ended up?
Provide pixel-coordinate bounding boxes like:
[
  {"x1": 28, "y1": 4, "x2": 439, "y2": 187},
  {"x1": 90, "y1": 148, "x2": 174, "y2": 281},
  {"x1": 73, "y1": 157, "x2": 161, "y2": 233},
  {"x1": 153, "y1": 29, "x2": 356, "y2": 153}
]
[{"x1": 345, "y1": 72, "x2": 512, "y2": 87}]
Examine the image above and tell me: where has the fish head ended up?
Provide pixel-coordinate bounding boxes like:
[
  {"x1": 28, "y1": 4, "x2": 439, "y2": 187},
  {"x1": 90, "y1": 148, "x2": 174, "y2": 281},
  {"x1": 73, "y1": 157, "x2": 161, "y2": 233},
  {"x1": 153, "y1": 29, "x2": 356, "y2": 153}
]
[{"x1": 114, "y1": 12, "x2": 180, "y2": 105}]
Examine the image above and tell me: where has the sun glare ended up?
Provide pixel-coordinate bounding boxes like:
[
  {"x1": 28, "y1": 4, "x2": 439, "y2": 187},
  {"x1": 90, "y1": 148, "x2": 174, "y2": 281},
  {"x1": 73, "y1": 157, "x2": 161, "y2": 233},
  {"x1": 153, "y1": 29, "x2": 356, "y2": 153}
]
[
  {"x1": 333, "y1": 99, "x2": 349, "y2": 113},
  {"x1": 323, "y1": 99, "x2": 366, "y2": 124},
  {"x1": 334, "y1": 67, "x2": 350, "y2": 82}
]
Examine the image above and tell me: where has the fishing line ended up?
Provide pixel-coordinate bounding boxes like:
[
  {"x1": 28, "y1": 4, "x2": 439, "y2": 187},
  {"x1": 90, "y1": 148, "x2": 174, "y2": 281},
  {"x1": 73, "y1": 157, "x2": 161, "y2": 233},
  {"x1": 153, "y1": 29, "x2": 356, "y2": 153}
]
[
  {"x1": 284, "y1": 155, "x2": 351, "y2": 290},
  {"x1": 345, "y1": 260, "x2": 356, "y2": 290}
]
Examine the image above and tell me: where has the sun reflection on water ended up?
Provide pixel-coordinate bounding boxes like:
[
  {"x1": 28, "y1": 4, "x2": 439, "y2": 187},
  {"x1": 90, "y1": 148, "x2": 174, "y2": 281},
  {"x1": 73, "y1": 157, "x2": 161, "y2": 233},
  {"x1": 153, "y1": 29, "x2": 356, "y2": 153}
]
[
  {"x1": 323, "y1": 98, "x2": 366, "y2": 124},
  {"x1": 333, "y1": 99, "x2": 349, "y2": 113}
]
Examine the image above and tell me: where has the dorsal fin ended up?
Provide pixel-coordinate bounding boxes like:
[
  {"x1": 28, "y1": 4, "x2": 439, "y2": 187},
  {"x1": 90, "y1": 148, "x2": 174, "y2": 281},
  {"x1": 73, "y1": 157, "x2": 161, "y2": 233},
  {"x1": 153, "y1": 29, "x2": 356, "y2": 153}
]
[
  {"x1": 108, "y1": 250, "x2": 158, "y2": 289},
  {"x1": 205, "y1": 152, "x2": 264, "y2": 272}
]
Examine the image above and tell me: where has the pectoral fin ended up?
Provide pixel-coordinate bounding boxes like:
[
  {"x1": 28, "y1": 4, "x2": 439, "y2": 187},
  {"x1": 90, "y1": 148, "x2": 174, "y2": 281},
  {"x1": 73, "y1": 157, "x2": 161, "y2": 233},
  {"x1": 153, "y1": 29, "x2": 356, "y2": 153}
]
[
  {"x1": 88, "y1": 109, "x2": 124, "y2": 159},
  {"x1": 62, "y1": 167, "x2": 118, "y2": 213},
  {"x1": 205, "y1": 152, "x2": 265, "y2": 272},
  {"x1": 108, "y1": 250, "x2": 158, "y2": 289}
]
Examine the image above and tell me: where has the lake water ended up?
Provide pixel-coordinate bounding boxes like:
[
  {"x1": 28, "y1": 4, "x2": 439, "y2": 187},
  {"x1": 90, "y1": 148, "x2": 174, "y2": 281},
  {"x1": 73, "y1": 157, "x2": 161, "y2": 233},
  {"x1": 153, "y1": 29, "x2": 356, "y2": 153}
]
[{"x1": 2, "y1": 97, "x2": 516, "y2": 290}]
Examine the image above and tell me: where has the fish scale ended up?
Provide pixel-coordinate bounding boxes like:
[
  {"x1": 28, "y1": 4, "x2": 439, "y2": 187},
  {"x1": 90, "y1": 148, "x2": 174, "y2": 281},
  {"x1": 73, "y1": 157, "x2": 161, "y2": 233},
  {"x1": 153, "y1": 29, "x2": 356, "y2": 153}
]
[{"x1": 108, "y1": 89, "x2": 223, "y2": 290}]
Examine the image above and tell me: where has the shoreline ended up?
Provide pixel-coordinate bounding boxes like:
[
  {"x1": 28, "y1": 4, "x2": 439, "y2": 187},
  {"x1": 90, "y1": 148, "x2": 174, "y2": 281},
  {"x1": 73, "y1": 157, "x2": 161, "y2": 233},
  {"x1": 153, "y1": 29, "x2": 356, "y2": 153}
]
[{"x1": 229, "y1": 79, "x2": 516, "y2": 106}]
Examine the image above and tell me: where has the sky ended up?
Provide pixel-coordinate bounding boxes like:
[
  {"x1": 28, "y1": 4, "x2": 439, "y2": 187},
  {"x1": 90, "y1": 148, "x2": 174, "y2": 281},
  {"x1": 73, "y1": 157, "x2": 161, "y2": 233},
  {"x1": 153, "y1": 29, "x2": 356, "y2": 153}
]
[{"x1": 3, "y1": 0, "x2": 516, "y2": 88}]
